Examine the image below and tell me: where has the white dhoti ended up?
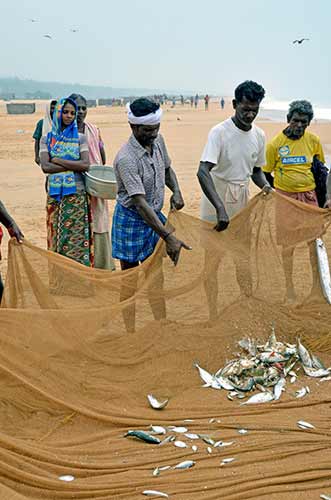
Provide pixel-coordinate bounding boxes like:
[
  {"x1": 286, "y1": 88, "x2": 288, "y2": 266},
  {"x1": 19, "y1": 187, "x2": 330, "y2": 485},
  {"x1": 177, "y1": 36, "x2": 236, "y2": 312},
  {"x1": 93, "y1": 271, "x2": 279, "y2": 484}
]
[{"x1": 200, "y1": 178, "x2": 250, "y2": 222}]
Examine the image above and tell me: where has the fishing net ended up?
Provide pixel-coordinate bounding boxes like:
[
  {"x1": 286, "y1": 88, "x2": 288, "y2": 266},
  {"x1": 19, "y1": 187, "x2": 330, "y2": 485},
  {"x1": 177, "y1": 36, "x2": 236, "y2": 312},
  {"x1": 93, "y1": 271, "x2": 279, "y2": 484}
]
[{"x1": 1, "y1": 191, "x2": 331, "y2": 499}]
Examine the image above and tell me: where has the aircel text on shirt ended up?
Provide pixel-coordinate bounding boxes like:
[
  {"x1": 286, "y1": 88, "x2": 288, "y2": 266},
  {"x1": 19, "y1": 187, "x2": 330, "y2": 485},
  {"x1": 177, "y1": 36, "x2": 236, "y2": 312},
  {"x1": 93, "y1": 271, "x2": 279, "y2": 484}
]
[{"x1": 281, "y1": 156, "x2": 307, "y2": 165}]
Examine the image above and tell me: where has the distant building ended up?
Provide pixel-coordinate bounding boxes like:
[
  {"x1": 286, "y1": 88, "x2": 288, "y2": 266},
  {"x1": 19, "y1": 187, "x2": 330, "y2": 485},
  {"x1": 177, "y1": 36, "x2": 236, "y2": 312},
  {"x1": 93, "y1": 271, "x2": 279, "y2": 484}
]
[{"x1": 6, "y1": 103, "x2": 36, "y2": 114}]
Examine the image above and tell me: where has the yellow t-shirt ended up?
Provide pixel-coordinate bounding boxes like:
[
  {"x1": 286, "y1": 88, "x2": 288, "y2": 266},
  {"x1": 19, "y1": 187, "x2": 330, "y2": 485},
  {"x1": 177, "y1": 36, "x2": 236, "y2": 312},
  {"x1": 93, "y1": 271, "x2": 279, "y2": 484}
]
[{"x1": 263, "y1": 131, "x2": 325, "y2": 192}]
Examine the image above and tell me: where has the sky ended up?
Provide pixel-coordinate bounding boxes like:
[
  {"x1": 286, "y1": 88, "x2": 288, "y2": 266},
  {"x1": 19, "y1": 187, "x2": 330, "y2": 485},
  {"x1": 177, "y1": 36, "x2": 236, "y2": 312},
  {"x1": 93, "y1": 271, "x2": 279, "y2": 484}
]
[{"x1": 1, "y1": 0, "x2": 330, "y2": 105}]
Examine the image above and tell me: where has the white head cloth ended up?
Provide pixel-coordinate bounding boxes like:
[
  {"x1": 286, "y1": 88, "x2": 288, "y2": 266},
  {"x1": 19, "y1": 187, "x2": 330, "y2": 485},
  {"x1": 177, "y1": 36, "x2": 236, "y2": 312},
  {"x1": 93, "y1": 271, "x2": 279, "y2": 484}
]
[{"x1": 126, "y1": 102, "x2": 163, "y2": 125}]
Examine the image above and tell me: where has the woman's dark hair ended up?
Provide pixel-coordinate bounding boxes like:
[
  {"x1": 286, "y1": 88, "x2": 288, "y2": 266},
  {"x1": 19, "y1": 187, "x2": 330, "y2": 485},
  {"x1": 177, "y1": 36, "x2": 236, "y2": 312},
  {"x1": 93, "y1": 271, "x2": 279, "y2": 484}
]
[
  {"x1": 130, "y1": 98, "x2": 160, "y2": 117},
  {"x1": 287, "y1": 100, "x2": 313, "y2": 122},
  {"x1": 68, "y1": 93, "x2": 87, "y2": 104},
  {"x1": 234, "y1": 80, "x2": 265, "y2": 103}
]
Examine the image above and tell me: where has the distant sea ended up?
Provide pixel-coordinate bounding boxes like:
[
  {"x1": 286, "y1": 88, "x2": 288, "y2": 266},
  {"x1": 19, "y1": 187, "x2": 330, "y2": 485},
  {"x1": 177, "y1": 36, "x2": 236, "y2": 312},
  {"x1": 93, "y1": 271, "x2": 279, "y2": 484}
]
[{"x1": 259, "y1": 100, "x2": 331, "y2": 122}]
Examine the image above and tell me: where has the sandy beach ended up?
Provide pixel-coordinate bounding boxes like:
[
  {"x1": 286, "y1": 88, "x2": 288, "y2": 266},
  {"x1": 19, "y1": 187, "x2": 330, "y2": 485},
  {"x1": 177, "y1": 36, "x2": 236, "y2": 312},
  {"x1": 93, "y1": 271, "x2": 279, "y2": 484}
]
[{"x1": 1, "y1": 99, "x2": 331, "y2": 270}]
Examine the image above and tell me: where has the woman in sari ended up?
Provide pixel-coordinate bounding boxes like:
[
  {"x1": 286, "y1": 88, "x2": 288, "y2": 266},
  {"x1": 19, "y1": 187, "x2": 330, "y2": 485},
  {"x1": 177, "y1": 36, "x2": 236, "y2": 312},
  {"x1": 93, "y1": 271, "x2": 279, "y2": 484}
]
[
  {"x1": 69, "y1": 93, "x2": 114, "y2": 270},
  {"x1": 40, "y1": 98, "x2": 93, "y2": 266}
]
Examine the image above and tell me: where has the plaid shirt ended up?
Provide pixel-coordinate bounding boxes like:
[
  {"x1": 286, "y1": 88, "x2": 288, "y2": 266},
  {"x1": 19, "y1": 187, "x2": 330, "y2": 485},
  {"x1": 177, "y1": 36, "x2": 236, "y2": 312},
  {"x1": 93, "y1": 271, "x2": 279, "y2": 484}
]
[{"x1": 114, "y1": 134, "x2": 171, "y2": 211}]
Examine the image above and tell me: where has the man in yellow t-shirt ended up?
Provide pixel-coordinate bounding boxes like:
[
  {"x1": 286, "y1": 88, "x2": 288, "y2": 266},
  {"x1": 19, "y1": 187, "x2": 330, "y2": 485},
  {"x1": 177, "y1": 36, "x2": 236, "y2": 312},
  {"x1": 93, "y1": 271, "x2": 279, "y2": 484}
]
[{"x1": 263, "y1": 100, "x2": 325, "y2": 302}]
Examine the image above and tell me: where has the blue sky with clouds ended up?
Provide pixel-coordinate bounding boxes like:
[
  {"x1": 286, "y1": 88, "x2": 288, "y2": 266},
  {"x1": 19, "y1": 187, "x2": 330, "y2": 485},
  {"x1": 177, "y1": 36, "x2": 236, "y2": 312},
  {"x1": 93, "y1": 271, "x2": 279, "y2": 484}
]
[{"x1": 1, "y1": 0, "x2": 330, "y2": 104}]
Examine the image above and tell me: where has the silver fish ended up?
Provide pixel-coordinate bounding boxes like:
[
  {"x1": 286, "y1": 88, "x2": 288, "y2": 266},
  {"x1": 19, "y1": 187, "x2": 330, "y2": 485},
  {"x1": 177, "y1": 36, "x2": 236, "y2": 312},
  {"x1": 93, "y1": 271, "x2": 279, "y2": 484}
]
[
  {"x1": 320, "y1": 376, "x2": 331, "y2": 382},
  {"x1": 194, "y1": 363, "x2": 214, "y2": 386},
  {"x1": 207, "y1": 446, "x2": 212, "y2": 454},
  {"x1": 58, "y1": 475, "x2": 75, "y2": 482},
  {"x1": 320, "y1": 495, "x2": 331, "y2": 500},
  {"x1": 295, "y1": 387, "x2": 309, "y2": 398},
  {"x1": 221, "y1": 458, "x2": 235, "y2": 465},
  {"x1": 159, "y1": 436, "x2": 173, "y2": 446},
  {"x1": 183, "y1": 419, "x2": 195, "y2": 423},
  {"x1": 184, "y1": 433, "x2": 200, "y2": 440},
  {"x1": 241, "y1": 391, "x2": 274, "y2": 405},
  {"x1": 202, "y1": 436, "x2": 215, "y2": 445},
  {"x1": 303, "y1": 366, "x2": 330, "y2": 378},
  {"x1": 169, "y1": 426, "x2": 187, "y2": 433},
  {"x1": 174, "y1": 460, "x2": 195, "y2": 469},
  {"x1": 209, "y1": 418, "x2": 216, "y2": 423},
  {"x1": 316, "y1": 238, "x2": 331, "y2": 304},
  {"x1": 297, "y1": 420, "x2": 315, "y2": 430},
  {"x1": 214, "y1": 441, "x2": 234, "y2": 448},
  {"x1": 125, "y1": 430, "x2": 161, "y2": 444},
  {"x1": 192, "y1": 445, "x2": 198, "y2": 452},
  {"x1": 274, "y1": 377, "x2": 286, "y2": 400},
  {"x1": 297, "y1": 338, "x2": 313, "y2": 368},
  {"x1": 153, "y1": 467, "x2": 160, "y2": 477},
  {"x1": 150, "y1": 426, "x2": 167, "y2": 435},
  {"x1": 174, "y1": 440, "x2": 187, "y2": 448},
  {"x1": 159, "y1": 466, "x2": 172, "y2": 471},
  {"x1": 238, "y1": 429, "x2": 248, "y2": 434},
  {"x1": 143, "y1": 490, "x2": 169, "y2": 498},
  {"x1": 147, "y1": 394, "x2": 169, "y2": 410}
]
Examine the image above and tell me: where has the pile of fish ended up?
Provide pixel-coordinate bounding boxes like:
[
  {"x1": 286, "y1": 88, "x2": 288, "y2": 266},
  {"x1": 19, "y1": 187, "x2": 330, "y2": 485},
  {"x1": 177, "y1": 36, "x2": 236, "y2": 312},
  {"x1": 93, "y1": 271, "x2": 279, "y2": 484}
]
[{"x1": 195, "y1": 328, "x2": 331, "y2": 404}]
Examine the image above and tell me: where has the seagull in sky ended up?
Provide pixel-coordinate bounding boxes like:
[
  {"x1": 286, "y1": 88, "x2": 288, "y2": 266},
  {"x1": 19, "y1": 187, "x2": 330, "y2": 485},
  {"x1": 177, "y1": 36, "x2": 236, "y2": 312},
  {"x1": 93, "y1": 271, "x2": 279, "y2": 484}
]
[
  {"x1": 70, "y1": 28, "x2": 79, "y2": 33},
  {"x1": 43, "y1": 34, "x2": 53, "y2": 40},
  {"x1": 293, "y1": 38, "x2": 309, "y2": 44},
  {"x1": 28, "y1": 18, "x2": 38, "y2": 22}
]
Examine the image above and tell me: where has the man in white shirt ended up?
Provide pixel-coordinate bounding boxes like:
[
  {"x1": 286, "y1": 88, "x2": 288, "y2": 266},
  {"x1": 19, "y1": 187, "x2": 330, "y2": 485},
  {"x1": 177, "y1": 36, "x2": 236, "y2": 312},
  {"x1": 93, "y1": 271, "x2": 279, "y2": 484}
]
[
  {"x1": 197, "y1": 80, "x2": 271, "y2": 230},
  {"x1": 197, "y1": 80, "x2": 271, "y2": 318}
]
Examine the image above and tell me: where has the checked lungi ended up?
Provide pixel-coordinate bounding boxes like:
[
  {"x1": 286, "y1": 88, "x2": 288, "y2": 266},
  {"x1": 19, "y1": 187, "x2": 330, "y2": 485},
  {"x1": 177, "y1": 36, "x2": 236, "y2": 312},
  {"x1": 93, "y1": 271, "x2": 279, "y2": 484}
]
[{"x1": 111, "y1": 203, "x2": 166, "y2": 263}]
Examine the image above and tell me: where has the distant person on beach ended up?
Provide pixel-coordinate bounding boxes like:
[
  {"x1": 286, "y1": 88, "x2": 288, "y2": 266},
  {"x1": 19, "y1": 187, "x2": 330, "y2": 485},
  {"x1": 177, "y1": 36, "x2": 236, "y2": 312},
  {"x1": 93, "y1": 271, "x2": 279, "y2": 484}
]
[
  {"x1": 263, "y1": 100, "x2": 326, "y2": 302},
  {"x1": 194, "y1": 94, "x2": 199, "y2": 109},
  {"x1": 204, "y1": 94, "x2": 210, "y2": 111},
  {"x1": 220, "y1": 97, "x2": 225, "y2": 109},
  {"x1": 190, "y1": 96, "x2": 194, "y2": 107},
  {"x1": 40, "y1": 98, "x2": 93, "y2": 267},
  {"x1": 180, "y1": 95, "x2": 184, "y2": 105},
  {"x1": 111, "y1": 98, "x2": 190, "y2": 331},
  {"x1": 68, "y1": 93, "x2": 115, "y2": 271},
  {"x1": 33, "y1": 99, "x2": 57, "y2": 165},
  {"x1": 0, "y1": 200, "x2": 23, "y2": 301},
  {"x1": 197, "y1": 80, "x2": 271, "y2": 318}
]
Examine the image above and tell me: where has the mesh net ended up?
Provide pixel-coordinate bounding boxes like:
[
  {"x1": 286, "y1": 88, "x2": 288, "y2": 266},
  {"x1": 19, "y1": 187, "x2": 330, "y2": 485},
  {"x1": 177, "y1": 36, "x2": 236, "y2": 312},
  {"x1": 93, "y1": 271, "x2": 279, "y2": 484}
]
[{"x1": 1, "y1": 191, "x2": 331, "y2": 499}]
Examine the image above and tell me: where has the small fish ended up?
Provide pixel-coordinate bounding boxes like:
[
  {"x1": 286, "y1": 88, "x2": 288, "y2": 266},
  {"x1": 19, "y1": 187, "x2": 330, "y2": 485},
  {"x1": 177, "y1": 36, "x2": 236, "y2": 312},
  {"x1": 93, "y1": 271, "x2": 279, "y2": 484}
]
[
  {"x1": 153, "y1": 467, "x2": 160, "y2": 477},
  {"x1": 214, "y1": 441, "x2": 234, "y2": 448},
  {"x1": 202, "y1": 436, "x2": 215, "y2": 445},
  {"x1": 147, "y1": 394, "x2": 169, "y2": 410},
  {"x1": 290, "y1": 375, "x2": 297, "y2": 384},
  {"x1": 295, "y1": 387, "x2": 309, "y2": 399},
  {"x1": 297, "y1": 420, "x2": 315, "y2": 430},
  {"x1": 159, "y1": 436, "x2": 173, "y2": 446},
  {"x1": 238, "y1": 429, "x2": 248, "y2": 434},
  {"x1": 221, "y1": 458, "x2": 235, "y2": 465},
  {"x1": 207, "y1": 446, "x2": 212, "y2": 454},
  {"x1": 215, "y1": 375, "x2": 235, "y2": 390},
  {"x1": 274, "y1": 377, "x2": 286, "y2": 400},
  {"x1": 241, "y1": 392, "x2": 274, "y2": 405},
  {"x1": 320, "y1": 376, "x2": 331, "y2": 382},
  {"x1": 174, "y1": 460, "x2": 195, "y2": 469},
  {"x1": 183, "y1": 419, "x2": 195, "y2": 423},
  {"x1": 320, "y1": 495, "x2": 331, "y2": 500},
  {"x1": 169, "y1": 426, "x2": 187, "y2": 433},
  {"x1": 159, "y1": 466, "x2": 172, "y2": 471},
  {"x1": 184, "y1": 433, "x2": 200, "y2": 440},
  {"x1": 150, "y1": 426, "x2": 167, "y2": 435},
  {"x1": 174, "y1": 440, "x2": 187, "y2": 448},
  {"x1": 125, "y1": 430, "x2": 161, "y2": 444},
  {"x1": 209, "y1": 418, "x2": 216, "y2": 423},
  {"x1": 192, "y1": 445, "x2": 198, "y2": 452},
  {"x1": 58, "y1": 475, "x2": 75, "y2": 482},
  {"x1": 297, "y1": 338, "x2": 313, "y2": 368},
  {"x1": 315, "y1": 238, "x2": 331, "y2": 304},
  {"x1": 303, "y1": 366, "x2": 330, "y2": 378},
  {"x1": 142, "y1": 490, "x2": 169, "y2": 498},
  {"x1": 194, "y1": 363, "x2": 214, "y2": 386}
]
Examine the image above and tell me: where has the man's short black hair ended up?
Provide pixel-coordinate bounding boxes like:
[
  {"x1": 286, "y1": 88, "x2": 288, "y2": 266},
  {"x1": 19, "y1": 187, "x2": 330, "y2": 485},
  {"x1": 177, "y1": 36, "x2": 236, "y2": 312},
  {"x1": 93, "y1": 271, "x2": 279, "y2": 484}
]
[
  {"x1": 130, "y1": 98, "x2": 160, "y2": 117},
  {"x1": 234, "y1": 80, "x2": 265, "y2": 103},
  {"x1": 68, "y1": 93, "x2": 87, "y2": 104}
]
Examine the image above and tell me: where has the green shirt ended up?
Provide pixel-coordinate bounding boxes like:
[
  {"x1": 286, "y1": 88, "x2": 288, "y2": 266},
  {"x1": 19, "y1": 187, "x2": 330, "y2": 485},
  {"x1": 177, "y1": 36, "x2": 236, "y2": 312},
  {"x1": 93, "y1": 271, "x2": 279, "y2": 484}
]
[{"x1": 32, "y1": 119, "x2": 43, "y2": 141}]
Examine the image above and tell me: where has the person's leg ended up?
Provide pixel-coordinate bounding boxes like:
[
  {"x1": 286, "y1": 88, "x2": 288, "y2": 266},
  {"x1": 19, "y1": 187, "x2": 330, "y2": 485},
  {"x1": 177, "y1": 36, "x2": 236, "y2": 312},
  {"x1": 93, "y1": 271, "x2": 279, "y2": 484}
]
[{"x1": 120, "y1": 259, "x2": 139, "y2": 333}]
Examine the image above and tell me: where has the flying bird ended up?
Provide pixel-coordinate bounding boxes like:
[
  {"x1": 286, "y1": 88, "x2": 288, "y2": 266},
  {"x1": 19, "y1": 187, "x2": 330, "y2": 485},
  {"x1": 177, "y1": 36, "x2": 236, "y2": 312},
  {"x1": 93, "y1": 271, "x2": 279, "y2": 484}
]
[
  {"x1": 43, "y1": 34, "x2": 53, "y2": 40},
  {"x1": 293, "y1": 38, "x2": 309, "y2": 44},
  {"x1": 28, "y1": 18, "x2": 38, "y2": 22},
  {"x1": 70, "y1": 28, "x2": 79, "y2": 33}
]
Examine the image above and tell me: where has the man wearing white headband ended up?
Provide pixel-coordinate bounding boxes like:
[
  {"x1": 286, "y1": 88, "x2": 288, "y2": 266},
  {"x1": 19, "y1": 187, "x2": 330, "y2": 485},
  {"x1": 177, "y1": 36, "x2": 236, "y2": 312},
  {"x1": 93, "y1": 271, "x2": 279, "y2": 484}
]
[{"x1": 112, "y1": 98, "x2": 190, "y2": 331}]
